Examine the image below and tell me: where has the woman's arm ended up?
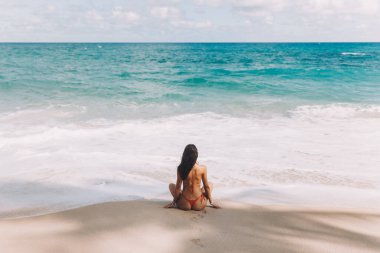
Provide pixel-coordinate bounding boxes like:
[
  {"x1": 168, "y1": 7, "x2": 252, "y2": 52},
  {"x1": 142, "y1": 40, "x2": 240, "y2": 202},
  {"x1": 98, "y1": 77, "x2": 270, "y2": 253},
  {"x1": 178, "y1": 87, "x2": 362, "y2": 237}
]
[
  {"x1": 165, "y1": 171, "x2": 182, "y2": 208},
  {"x1": 201, "y1": 166, "x2": 219, "y2": 208},
  {"x1": 172, "y1": 172, "x2": 182, "y2": 203}
]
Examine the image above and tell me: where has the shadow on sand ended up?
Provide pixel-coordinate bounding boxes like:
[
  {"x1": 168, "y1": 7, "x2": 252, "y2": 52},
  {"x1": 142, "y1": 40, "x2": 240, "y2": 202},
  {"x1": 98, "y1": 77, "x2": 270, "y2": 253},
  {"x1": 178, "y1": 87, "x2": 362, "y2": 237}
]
[{"x1": 1, "y1": 199, "x2": 380, "y2": 253}]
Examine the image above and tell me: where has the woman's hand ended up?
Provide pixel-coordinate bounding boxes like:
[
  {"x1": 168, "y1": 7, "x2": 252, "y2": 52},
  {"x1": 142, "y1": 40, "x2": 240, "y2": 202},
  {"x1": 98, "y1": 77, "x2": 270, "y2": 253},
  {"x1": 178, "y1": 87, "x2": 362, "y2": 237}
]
[
  {"x1": 164, "y1": 202, "x2": 176, "y2": 208},
  {"x1": 209, "y1": 200, "x2": 221, "y2": 209}
]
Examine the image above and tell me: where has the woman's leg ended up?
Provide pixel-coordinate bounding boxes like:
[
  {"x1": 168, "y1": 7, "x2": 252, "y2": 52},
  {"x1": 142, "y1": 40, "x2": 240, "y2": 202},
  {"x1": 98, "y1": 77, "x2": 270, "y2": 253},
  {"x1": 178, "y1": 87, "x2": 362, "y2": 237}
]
[
  {"x1": 169, "y1": 183, "x2": 176, "y2": 197},
  {"x1": 169, "y1": 183, "x2": 191, "y2": 210}
]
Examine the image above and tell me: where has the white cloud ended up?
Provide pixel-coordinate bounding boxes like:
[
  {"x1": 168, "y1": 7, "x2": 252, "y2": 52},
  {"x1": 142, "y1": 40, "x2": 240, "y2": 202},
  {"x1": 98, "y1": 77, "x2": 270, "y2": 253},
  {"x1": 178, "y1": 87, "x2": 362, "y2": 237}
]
[
  {"x1": 172, "y1": 20, "x2": 212, "y2": 28},
  {"x1": 0, "y1": 0, "x2": 379, "y2": 42},
  {"x1": 85, "y1": 10, "x2": 104, "y2": 22},
  {"x1": 233, "y1": 0, "x2": 288, "y2": 10},
  {"x1": 195, "y1": 0, "x2": 380, "y2": 34},
  {"x1": 195, "y1": 0, "x2": 285, "y2": 8},
  {"x1": 46, "y1": 4, "x2": 56, "y2": 13},
  {"x1": 195, "y1": 0, "x2": 380, "y2": 15},
  {"x1": 300, "y1": 0, "x2": 380, "y2": 15},
  {"x1": 112, "y1": 7, "x2": 141, "y2": 23},
  {"x1": 150, "y1": 6, "x2": 180, "y2": 19},
  {"x1": 150, "y1": 5, "x2": 211, "y2": 29},
  {"x1": 193, "y1": 0, "x2": 222, "y2": 6}
]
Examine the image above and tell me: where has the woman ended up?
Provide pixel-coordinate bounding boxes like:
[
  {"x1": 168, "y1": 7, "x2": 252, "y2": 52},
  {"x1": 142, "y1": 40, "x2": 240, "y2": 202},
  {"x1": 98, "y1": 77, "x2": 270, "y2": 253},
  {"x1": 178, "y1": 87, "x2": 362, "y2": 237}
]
[{"x1": 165, "y1": 144, "x2": 220, "y2": 210}]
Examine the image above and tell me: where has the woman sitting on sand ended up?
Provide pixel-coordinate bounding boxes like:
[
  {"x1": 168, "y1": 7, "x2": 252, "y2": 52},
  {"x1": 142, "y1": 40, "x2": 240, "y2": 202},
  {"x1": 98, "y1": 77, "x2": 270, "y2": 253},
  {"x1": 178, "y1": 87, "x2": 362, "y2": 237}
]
[{"x1": 165, "y1": 144, "x2": 219, "y2": 210}]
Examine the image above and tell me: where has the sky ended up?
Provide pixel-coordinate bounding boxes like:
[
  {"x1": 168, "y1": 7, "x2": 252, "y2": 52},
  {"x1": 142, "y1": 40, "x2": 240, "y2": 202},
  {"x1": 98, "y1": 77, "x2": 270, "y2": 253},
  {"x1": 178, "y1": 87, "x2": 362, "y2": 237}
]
[{"x1": 0, "y1": 0, "x2": 379, "y2": 42}]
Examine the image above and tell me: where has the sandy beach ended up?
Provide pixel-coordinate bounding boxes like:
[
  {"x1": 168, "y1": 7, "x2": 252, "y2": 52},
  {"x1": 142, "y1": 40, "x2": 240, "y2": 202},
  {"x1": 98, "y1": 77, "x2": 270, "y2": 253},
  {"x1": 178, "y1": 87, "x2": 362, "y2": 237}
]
[
  {"x1": 2, "y1": 1, "x2": 380, "y2": 252},
  {"x1": 0, "y1": 200, "x2": 379, "y2": 253}
]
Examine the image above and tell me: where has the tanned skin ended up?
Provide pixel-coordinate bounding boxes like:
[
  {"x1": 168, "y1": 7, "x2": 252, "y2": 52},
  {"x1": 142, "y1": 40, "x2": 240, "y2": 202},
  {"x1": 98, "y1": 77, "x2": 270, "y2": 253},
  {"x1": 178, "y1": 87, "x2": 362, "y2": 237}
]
[{"x1": 165, "y1": 162, "x2": 220, "y2": 210}]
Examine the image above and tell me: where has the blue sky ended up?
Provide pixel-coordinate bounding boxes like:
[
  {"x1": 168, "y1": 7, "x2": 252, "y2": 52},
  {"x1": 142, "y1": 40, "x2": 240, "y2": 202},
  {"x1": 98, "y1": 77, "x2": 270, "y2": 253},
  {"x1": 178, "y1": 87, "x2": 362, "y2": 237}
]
[{"x1": 0, "y1": 0, "x2": 379, "y2": 42}]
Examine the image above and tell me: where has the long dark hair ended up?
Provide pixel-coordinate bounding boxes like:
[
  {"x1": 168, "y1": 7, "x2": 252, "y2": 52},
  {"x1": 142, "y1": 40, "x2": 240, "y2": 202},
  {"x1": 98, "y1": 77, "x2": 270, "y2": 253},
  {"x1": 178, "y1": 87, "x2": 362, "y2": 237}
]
[{"x1": 177, "y1": 144, "x2": 198, "y2": 180}]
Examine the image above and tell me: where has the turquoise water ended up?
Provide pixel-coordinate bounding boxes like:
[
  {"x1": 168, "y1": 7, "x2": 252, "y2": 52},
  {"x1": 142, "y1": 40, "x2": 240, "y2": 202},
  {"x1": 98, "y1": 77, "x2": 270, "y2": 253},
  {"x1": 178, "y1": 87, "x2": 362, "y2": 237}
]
[
  {"x1": 1, "y1": 43, "x2": 380, "y2": 119},
  {"x1": 1, "y1": 43, "x2": 380, "y2": 216}
]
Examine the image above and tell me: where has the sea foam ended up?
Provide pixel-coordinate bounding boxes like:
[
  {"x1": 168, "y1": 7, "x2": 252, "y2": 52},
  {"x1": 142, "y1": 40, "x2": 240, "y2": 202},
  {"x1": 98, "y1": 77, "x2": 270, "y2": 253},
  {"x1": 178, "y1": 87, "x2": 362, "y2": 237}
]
[{"x1": 1, "y1": 104, "x2": 380, "y2": 217}]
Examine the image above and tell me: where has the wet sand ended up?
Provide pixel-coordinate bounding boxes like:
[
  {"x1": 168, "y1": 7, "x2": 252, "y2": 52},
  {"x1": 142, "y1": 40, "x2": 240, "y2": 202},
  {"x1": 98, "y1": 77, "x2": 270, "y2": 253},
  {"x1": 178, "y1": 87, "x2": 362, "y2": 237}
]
[{"x1": 0, "y1": 201, "x2": 380, "y2": 253}]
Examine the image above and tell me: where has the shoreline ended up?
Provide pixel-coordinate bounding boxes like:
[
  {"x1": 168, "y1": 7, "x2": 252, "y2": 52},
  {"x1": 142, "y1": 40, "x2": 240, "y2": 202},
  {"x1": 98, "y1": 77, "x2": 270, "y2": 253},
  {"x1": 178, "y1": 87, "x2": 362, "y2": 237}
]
[
  {"x1": 3, "y1": 197, "x2": 380, "y2": 220},
  {"x1": 3, "y1": 196, "x2": 380, "y2": 220},
  {"x1": 1, "y1": 200, "x2": 379, "y2": 253}
]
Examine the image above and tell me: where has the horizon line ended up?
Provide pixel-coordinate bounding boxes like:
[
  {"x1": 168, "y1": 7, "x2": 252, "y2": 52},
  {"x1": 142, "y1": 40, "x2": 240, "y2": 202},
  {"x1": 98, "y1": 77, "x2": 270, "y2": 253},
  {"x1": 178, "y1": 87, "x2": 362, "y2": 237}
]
[{"x1": 1, "y1": 41, "x2": 380, "y2": 44}]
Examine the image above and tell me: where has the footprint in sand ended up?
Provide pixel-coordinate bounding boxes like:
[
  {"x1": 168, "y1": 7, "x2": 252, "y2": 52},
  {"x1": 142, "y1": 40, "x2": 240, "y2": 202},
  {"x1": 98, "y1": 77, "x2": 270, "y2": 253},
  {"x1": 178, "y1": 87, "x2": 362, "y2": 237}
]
[
  {"x1": 190, "y1": 212, "x2": 205, "y2": 222},
  {"x1": 191, "y1": 238, "x2": 204, "y2": 247}
]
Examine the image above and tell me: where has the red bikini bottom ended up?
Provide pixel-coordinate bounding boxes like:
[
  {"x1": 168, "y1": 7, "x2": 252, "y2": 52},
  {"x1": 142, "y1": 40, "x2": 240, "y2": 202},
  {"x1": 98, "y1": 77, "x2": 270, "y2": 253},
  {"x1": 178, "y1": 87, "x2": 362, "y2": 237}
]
[{"x1": 182, "y1": 193, "x2": 206, "y2": 207}]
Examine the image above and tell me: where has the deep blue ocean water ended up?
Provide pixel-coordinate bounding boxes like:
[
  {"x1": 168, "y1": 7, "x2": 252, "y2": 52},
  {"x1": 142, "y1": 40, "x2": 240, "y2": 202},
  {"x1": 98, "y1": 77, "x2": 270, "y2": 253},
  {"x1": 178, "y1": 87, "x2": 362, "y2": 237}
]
[{"x1": 1, "y1": 43, "x2": 379, "y2": 119}]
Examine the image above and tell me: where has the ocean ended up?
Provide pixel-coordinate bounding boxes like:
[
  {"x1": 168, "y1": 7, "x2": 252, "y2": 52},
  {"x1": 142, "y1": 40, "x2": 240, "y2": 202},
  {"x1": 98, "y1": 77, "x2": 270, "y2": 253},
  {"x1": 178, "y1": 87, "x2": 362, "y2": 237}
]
[{"x1": 1, "y1": 43, "x2": 380, "y2": 217}]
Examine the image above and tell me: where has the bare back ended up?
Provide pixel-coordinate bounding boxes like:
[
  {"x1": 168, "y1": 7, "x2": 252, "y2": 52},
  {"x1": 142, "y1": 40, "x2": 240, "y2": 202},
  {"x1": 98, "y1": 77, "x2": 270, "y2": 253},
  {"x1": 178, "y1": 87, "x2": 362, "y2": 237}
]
[
  {"x1": 175, "y1": 163, "x2": 211, "y2": 211},
  {"x1": 182, "y1": 163, "x2": 204, "y2": 200}
]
